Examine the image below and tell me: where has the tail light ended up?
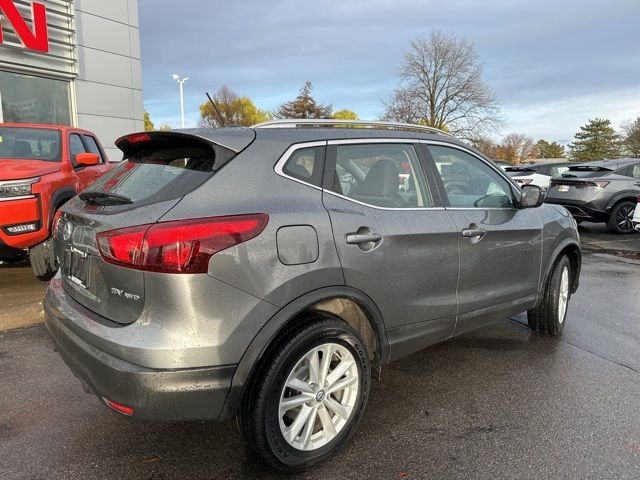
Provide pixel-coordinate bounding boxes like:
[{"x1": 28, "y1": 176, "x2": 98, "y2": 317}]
[
  {"x1": 96, "y1": 214, "x2": 268, "y2": 274},
  {"x1": 594, "y1": 181, "x2": 610, "y2": 188},
  {"x1": 52, "y1": 210, "x2": 63, "y2": 238}
]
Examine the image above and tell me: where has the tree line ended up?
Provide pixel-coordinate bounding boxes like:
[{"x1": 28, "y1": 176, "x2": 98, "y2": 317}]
[{"x1": 145, "y1": 29, "x2": 640, "y2": 164}]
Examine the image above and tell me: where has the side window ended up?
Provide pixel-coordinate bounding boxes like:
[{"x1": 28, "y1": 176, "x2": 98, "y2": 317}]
[
  {"x1": 69, "y1": 134, "x2": 86, "y2": 165},
  {"x1": 328, "y1": 143, "x2": 432, "y2": 208},
  {"x1": 82, "y1": 135, "x2": 104, "y2": 163},
  {"x1": 428, "y1": 145, "x2": 514, "y2": 209},
  {"x1": 282, "y1": 146, "x2": 324, "y2": 187},
  {"x1": 629, "y1": 163, "x2": 640, "y2": 179}
]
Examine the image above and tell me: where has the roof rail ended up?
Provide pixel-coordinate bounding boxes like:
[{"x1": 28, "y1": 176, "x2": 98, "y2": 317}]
[{"x1": 252, "y1": 119, "x2": 456, "y2": 138}]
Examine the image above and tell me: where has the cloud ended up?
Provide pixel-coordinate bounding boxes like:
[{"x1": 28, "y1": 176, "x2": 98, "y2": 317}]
[{"x1": 139, "y1": 0, "x2": 640, "y2": 139}]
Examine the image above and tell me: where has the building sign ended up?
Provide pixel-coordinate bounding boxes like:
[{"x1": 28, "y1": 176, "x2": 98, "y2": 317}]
[
  {"x1": 0, "y1": 0, "x2": 49, "y2": 53},
  {"x1": 0, "y1": 0, "x2": 75, "y2": 79}
]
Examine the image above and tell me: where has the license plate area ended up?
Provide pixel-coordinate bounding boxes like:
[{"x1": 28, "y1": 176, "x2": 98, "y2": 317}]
[{"x1": 67, "y1": 247, "x2": 90, "y2": 289}]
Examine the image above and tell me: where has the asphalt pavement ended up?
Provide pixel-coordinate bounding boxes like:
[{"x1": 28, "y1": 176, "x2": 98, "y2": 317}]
[{"x1": 1, "y1": 251, "x2": 639, "y2": 480}]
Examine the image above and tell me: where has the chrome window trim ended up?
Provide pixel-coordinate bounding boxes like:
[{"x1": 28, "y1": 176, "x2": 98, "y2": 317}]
[
  {"x1": 274, "y1": 138, "x2": 447, "y2": 211},
  {"x1": 322, "y1": 189, "x2": 445, "y2": 211},
  {"x1": 273, "y1": 141, "x2": 327, "y2": 192}
]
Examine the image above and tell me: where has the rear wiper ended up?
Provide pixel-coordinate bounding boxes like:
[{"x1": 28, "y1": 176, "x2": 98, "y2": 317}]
[
  {"x1": 79, "y1": 190, "x2": 133, "y2": 205},
  {"x1": 561, "y1": 173, "x2": 577, "y2": 178}
]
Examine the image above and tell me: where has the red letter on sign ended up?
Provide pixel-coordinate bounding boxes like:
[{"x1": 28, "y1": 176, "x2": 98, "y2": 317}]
[{"x1": 0, "y1": 0, "x2": 49, "y2": 53}]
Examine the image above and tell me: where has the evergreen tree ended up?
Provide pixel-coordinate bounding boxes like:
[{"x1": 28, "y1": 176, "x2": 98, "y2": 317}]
[
  {"x1": 536, "y1": 139, "x2": 565, "y2": 158},
  {"x1": 276, "y1": 82, "x2": 332, "y2": 119},
  {"x1": 569, "y1": 118, "x2": 621, "y2": 161}
]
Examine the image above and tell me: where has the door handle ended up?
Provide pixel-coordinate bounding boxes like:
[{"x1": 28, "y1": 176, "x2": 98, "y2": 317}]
[
  {"x1": 462, "y1": 224, "x2": 486, "y2": 242},
  {"x1": 346, "y1": 233, "x2": 382, "y2": 245}
]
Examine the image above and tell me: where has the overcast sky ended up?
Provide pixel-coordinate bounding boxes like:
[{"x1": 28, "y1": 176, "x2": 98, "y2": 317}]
[{"x1": 139, "y1": 0, "x2": 640, "y2": 144}]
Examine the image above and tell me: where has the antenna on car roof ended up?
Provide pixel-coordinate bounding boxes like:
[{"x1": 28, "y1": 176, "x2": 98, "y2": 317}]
[{"x1": 206, "y1": 92, "x2": 226, "y2": 127}]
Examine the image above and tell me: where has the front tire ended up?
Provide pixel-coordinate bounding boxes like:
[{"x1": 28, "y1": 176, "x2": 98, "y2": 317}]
[
  {"x1": 29, "y1": 236, "x2": 58, "y2": 281},
  {"x1": 241, "y1": 316, "x2": 370, "y2": 472},
  {"x1": 528, "y1": 255, "x2": 572, "y2": 335},
  {"x1": 606, "y1": 200, "x2": 636, "y2": 234}
]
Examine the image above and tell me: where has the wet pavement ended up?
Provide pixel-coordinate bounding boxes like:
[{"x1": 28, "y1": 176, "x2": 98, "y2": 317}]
[{"x1": 1, "y1": 252, "x2": 639, "y2": 479}]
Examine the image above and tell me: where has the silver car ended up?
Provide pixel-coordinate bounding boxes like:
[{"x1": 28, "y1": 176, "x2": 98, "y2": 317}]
[{"x1": 44, "y1": 120, "x2": 581, "y2": 471}]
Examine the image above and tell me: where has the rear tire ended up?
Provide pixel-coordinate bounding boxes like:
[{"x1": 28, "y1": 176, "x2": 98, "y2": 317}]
[
  {"x1": 29, "y1": 236, "x2": 58, "y2": 281},
  {"x1": 527, "y1": 255, "x2": 571, "y2": 335},
  {"x1": 240, "y1": 316, "x2": 370, "y2": 472},
  {"x1": 606, "y1": 200, "x2": 636, "y2": 234}
]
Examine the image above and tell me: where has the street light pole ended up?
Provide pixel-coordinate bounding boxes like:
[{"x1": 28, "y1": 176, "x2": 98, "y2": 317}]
[{"x1": 172, "y1": 74, "x2": 189, "y2": 129}]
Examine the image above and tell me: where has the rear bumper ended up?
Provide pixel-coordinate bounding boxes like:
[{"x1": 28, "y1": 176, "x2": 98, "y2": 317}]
[
  {"x1": 0, "y1": 238, "x2": 25, "y2": 259},
  {"x1": 44, "y1": 280, "x2": 236, "y2": 422},
  {"x1": 544, "y1": 198, "x2": 607, "y2": 222}
]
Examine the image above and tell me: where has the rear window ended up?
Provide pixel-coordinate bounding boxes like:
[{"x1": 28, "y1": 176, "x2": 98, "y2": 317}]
[
  {"x1": 86, "y1": 141, "x2": 218, "y2": 205},
  {"x1": 0, "y1": 127, "x2": 61, "y2": 162},
  {"x1": 562, "y1": 166, "x2": 614, "y2": 178}
]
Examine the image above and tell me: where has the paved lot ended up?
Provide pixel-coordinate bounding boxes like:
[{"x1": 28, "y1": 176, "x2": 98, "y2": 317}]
[{"x1": 1, "y1": 252, "x2": 639, "y2": 479}]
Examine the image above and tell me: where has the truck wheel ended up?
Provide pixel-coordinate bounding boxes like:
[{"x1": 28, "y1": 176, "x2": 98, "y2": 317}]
[
  {"x1": 30, "y1": 237, "x2": 58, "y2": 281},
  {"x1": 527, "y1": 255, "x2": 571, "y2": 335},
  {"x1": 606, "y1": 200, "x2": 636, "y2": 234},
  {"x1": 241, "y1": 316, "x2": 370, "y2": 472}
]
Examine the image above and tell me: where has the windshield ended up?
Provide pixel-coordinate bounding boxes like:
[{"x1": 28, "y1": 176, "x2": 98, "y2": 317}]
[{"x1": 0, "y1": 127, "x2": 62, "y2": 162}]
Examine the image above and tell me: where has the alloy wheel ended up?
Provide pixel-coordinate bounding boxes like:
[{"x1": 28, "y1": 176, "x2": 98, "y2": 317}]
[
  {"x1": 278, "y1": 342, "x2": 360, "y2": 451},
  {"x1": 558, "y1": 266, "x2": 569, "y2": 324}
]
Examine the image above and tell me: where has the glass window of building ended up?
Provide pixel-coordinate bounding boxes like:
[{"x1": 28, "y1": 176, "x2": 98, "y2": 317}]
[{"x1": 0, "y1": 71, "x2": 72, "y2": 126}]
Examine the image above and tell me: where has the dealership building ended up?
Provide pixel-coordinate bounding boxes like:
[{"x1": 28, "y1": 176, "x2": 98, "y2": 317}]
[{"x1": 0, "y1": 0, "x2": 143, "y2": 159}]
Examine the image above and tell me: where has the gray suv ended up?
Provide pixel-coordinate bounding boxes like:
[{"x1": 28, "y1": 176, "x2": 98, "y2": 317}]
[
  {"x1": 44, "y1": 120, "x2": 581, "y2": 471},
  {"x1": 545, "y1": 158, "x2": 640, "y2": 233}
]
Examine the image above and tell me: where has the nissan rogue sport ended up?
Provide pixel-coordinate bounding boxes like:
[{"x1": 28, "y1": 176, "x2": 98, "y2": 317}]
[{"x1": 44, "y1": 120, "x2": 581, "y2": 471}]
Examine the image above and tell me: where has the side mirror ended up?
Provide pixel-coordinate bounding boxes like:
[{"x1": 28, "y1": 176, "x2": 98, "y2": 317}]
[
  {"x1": 520, "y1": 184, "x2": 544, "y2": 208},
  {"x1": 75, "y1": 152, "x2": 100, "y2": 167}
]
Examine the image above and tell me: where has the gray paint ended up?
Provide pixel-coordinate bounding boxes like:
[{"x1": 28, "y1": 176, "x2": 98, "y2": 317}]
[
  {"x1": 44, "y1": 125, "x2": 582, "y2": 422},
  {"x1": 276, "y1": 225, "x2": 319, "y2": 265}
]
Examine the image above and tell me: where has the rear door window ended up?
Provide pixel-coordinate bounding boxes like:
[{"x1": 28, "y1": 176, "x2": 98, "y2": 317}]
[{"x1": 328, "y1": 143, "x2": 432, "y2": 208}]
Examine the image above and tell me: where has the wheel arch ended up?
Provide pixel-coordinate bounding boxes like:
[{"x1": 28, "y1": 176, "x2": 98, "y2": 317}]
[
  {"x1": 605, "y1": 192, "x2": 638, "y2": 212},
  {"x1": 220, "y1": 286, "x2": 388, "y2": 420},
  {"x1": 542, "y1": 238, "x2": 582, "y2": 297},
  {"x1": 47, "y1": 186, "x2": 77, "y2": 228}
]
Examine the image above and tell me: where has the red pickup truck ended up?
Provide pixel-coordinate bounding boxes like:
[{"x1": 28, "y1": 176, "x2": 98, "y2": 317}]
[{"x1": 0, "y1": 124, "x2": 112, "y2": 280}]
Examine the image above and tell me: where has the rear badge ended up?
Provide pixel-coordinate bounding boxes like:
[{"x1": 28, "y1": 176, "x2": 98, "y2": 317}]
[{"x1": 110, "y1": 287, "x2": 141, "y2": 301}]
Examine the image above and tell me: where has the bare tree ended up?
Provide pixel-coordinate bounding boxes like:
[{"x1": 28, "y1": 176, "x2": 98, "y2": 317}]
[
  {"x1": 501, "y1": 133, "x2": 536, "y2": 164},
  {"x1": 382, "y1": 31, "x2": 502, "y2": 140}
]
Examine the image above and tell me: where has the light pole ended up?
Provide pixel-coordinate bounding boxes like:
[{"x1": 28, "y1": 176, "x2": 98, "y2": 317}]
[{"x1": 172, "y1": 73, "x2": 189, "y2": 128}]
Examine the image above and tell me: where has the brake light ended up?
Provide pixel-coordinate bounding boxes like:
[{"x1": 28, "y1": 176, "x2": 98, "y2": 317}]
[
  {"x1": 96, "y1": 214, "x2": 268, "y2": 273},
  {"x1": 595, "y1": 181, "x2": 610, "y2": 188},
  {"x1": 126, "y1": 133, "x2": 151, "y2": 143},
  {"x1": 52, "y1": 210, "x2": 63, "y2": 234}
]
